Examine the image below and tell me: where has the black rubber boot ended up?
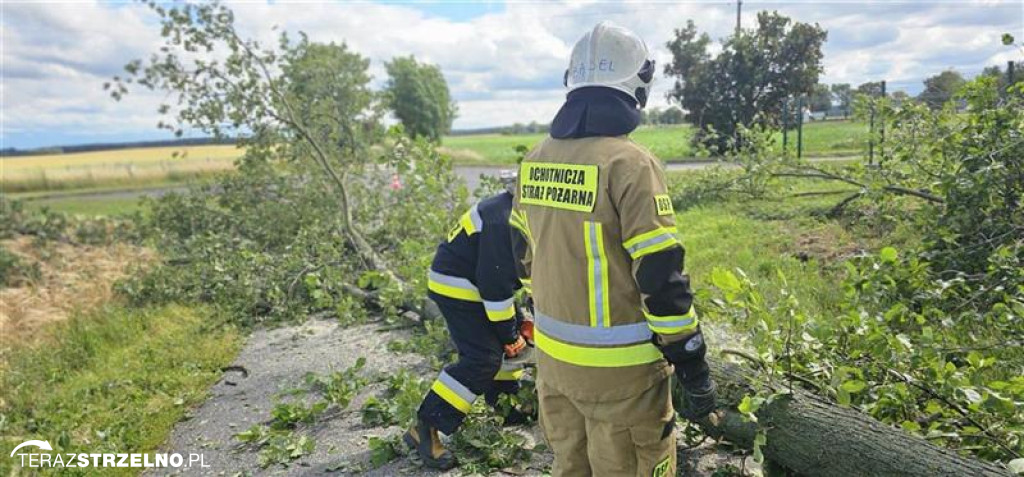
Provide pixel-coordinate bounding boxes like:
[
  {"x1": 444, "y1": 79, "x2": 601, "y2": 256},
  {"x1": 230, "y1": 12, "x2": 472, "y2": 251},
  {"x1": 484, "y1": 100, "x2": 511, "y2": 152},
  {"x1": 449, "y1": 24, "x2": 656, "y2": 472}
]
[{"x1": 403, "y1": 420, "x2": 457, "y2": 470}]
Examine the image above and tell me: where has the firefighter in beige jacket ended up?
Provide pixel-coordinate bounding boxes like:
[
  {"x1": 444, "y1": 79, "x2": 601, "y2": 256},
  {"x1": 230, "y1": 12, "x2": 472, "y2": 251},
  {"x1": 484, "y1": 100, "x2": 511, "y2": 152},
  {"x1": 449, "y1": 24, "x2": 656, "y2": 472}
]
[{"x1": 512, "y1": 22, "x2": 717, "y2": 476}]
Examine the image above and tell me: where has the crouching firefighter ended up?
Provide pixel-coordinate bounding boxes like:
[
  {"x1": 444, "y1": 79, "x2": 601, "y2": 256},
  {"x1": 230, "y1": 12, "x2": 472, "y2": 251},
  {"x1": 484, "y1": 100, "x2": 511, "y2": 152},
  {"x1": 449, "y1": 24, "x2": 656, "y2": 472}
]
[
  {"x1": 405, "y1": 171, "x2": 535, "y2": 470},
  {"x1": 513, "y1": 22, "x2": 718, "y2": 476}
]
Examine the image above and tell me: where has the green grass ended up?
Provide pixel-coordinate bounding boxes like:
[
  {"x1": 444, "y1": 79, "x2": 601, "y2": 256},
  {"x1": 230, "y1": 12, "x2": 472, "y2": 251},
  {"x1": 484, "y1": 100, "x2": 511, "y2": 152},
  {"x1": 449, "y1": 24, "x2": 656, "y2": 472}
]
[
  {"x1": 0, "y1": 304, "x2": 241, "y2": 476},
  {"x1": 669, "y1": 171, "x2": 864, "y2": 319},
  {"x1": 442, "y1": 120, "x2": 868, "y2": 165},
  {"x1": 22, "y1": 196, "x2": 146, "y2": 217}
]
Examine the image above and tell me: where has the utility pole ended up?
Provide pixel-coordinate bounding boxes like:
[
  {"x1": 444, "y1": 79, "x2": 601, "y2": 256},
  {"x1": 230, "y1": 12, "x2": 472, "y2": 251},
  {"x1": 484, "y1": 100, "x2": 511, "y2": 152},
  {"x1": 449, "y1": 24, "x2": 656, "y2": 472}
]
[{"x1": 736, "y1": 0, "x2": 742, "y2": 36}]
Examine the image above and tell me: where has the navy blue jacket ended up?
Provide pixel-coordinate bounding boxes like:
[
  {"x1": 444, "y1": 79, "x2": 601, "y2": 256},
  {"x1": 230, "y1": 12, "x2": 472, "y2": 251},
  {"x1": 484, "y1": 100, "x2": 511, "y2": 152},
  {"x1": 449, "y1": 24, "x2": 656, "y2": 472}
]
[{"x1": 428, "y1": 191, "x2": 523, "y2": 343}]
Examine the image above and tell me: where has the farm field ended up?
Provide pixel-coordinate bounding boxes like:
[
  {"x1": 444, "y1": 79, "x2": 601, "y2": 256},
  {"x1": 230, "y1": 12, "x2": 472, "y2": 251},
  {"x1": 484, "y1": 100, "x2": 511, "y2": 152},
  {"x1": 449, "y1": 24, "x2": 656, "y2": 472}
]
[
  {"x1": 2, "y1": 122, "x2": 867, "y2": 197},
  {"x1": 442, "y1": 120, "x2": 868, "y2": 164},
  {"x1": 1, "y1": 145, "x2": 241, "y2": 194}
]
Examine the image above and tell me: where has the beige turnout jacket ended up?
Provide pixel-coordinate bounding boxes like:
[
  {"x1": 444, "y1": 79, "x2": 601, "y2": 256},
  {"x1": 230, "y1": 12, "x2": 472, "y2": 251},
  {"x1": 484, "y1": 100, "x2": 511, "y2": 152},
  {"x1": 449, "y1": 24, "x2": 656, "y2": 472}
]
[{"x1": 514, "y1": 135, "x2": 692, "y2": 404}]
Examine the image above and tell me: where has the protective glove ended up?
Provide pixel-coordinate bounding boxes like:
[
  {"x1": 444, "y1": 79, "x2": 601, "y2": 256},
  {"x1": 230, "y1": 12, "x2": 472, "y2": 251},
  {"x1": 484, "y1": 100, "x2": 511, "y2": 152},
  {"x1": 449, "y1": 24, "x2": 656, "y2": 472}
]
[
  {"x1": 678, "y1": 376, "x2": 717, "y2": 421},
  {"x1": 655, "y1": 327, "x2": 718, "y2": 421},
  {"x1": 520, "y1": 319, "x2": 534, "y2": 346},
  {"x1": 503, "y1": 335, "x2": 527, "y2": 358}
]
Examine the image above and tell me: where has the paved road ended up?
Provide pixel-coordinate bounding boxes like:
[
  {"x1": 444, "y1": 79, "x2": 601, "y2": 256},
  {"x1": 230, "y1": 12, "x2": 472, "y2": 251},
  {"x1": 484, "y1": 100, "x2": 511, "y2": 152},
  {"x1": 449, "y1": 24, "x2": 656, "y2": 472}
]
[{"x1": 15, "y1": 156, "x2": 856, "y2": 204}]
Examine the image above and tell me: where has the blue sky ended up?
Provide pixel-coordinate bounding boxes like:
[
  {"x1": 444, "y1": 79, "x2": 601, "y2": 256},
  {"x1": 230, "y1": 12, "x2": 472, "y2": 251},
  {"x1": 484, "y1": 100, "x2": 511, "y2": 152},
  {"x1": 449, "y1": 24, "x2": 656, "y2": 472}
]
[{"x1": 2, "y1": 0, "x2": 1022, "y2": 149}]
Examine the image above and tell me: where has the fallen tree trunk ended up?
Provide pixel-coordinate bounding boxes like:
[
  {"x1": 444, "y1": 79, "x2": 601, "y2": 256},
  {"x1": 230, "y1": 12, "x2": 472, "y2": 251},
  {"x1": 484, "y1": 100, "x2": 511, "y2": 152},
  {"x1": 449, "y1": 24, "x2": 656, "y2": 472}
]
[{"x1": 686, "y1": 359, "x2": 1011, "y2": 476}]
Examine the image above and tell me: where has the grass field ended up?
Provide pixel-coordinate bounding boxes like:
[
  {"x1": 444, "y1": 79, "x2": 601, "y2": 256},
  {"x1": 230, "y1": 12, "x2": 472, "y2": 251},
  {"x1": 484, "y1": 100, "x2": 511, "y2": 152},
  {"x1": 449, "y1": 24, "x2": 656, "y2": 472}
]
[
  {"x1": 24, "y1": 195, "x2": 146, "y2": 216},
  {"x1": 443, "y1": 120, "x2": 868, "y2": 164},
  {"x1": 2, "y1": 145, "x2": 241, "y2": 193},
  {"x1": 2, "y1": 121, "x2": 867, "y2": 196},
  {"x1": 0, "y1": 305, "x2": 241, "y2": 476}
]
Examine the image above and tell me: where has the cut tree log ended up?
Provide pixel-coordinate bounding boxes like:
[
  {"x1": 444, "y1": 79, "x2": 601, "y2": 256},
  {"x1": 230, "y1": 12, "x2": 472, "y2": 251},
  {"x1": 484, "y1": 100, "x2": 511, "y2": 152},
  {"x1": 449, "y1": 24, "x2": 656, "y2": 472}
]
[{"x1": 683, "y1": 358, "x2": 1012, "y2": 476}]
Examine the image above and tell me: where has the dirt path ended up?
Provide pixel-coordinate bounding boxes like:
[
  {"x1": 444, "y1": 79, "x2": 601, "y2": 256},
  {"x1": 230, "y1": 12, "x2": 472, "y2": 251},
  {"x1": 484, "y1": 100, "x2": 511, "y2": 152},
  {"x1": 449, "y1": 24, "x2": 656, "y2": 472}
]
[{"x1": 152, "y1": 318, "x2": 748, "y2": 476}]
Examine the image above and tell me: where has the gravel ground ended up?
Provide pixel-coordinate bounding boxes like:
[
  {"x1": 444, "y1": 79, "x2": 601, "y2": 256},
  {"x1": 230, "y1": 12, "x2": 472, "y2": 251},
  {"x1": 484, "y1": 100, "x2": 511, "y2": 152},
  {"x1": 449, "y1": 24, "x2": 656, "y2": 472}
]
[{"x1": 151, "y1": 318, "x2": 747, "y2": 476}]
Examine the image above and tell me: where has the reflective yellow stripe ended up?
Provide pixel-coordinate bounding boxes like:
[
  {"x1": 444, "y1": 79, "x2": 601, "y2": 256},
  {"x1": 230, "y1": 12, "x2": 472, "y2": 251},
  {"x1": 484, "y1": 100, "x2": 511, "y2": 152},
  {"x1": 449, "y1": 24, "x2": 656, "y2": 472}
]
[
  {"x1": 509, "y1": 210, "x2": 534, "y2": 246},
  {"x1": 460, "y1": 212, "x2": 478, "y2": 235},
  {"x1": 520, "y1": 278, "x2": 532, "y2": 295},
  {"x1": 494, "y1": 368, "x2": 525, "y2": 381},
  {"x1": 623, "y1": 226, "x2": 680, "y2": 260},
  {"x1": 534, "y1": 328, "x2": 662, "y2": 368},
  {"x1": 485, "y1": 306, "x2": 515, "y2": 322},
  {"x1": 431, "y1": 380, "x2": 473, "y2": 413},
  {"x1": 631, "y1": 239, "x2": 679, "y2": 260},
  {"x1": 427, "y1": 271, "x2": 482, "y2": 302},
  {"x1": 584, "y1": 222, "x2": 611, "y2": 328},
  {"x1": 623, "y1": 227, "x2": 677, "y2": 249},
  {"x1": 644, "y1": 308, "x2": 699, "y2": 335}
]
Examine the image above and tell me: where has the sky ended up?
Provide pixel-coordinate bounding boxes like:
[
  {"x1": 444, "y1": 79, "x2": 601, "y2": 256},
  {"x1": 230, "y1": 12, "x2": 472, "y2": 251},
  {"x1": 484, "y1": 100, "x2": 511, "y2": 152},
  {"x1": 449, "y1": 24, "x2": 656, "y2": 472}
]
[{"x1": 2, "y1": 0, "x2": 1022, "y2": 149}]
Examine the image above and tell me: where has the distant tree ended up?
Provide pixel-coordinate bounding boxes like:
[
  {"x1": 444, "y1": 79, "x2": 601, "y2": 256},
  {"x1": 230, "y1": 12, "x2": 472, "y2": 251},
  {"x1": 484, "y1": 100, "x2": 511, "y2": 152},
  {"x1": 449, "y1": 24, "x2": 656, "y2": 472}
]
[
  {"x1": 889, "y1": 90, "x2": 910, "y2": 105},
  {"x1": 643, "y1": 107, "x2": 662, "y2": 125},
  {"x1": 665, "y1": 11, "x2": 827, "y2": 152},
  {"x1": 856, "y1": 81, "x2": 884, "y2": 98},
  {"x1": 383, "y1": 56, "x2": 458, "y2": 142},
  {"x1": 917, "y1": 69, "x2": 966, "y2": 109},
  {"x1": 661, "y1": 107, "x2": 685, "y2": 124},
  {"x1": 830, "y1": 83, "x2": 852, "y2": 117},
  {"x1": 981, "y1": 62, "x2": 1024, "y2": 91},
  {"x1": 809, "y1": 83, "x2": 833, "y2": 112}
]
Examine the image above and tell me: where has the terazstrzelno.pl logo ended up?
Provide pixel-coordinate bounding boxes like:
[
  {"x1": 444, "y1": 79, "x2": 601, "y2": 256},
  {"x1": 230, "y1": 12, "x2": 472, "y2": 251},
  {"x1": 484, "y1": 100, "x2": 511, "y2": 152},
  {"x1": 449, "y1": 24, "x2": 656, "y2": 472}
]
[{"x1": 10, "y1": 439, "x2": 209, "y2": 469}]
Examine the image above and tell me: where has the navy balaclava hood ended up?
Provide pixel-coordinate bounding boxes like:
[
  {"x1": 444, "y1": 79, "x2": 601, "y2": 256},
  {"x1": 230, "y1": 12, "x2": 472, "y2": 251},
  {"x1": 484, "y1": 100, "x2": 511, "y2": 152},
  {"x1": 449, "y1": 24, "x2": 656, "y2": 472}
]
[{"x1": 549, "y1": 87, "x2": 642, "y2": 139}]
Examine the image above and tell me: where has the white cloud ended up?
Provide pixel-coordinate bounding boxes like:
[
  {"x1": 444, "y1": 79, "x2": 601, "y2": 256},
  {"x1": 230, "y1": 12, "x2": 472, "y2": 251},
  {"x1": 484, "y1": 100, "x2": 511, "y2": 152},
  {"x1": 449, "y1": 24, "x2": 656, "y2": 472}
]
[{"x1": 2, "y1": 0, "x2": 1022, "y2": 147}]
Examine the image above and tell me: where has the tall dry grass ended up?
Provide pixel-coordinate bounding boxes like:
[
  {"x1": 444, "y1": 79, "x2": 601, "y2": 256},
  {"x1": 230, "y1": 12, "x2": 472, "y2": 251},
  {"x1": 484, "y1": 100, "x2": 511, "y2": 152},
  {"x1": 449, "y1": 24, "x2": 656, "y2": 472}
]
[{"x1": 0, "y1": 237, "x2": 156, "y2": 355}]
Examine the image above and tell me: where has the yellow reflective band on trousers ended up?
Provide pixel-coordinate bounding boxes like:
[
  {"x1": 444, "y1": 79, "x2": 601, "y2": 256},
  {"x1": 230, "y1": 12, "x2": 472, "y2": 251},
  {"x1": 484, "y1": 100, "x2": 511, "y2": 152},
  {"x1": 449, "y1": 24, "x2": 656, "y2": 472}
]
[
  {"x1": 483, "y1": 297, "x2": 516, "y2": 322},
  {"x1": 644, "y1": 307, "x2": 699, "y2": 335},
  {"x1": 427, "y1": 270, "x2": 482, "y2": 302},
  {"x1": 534, "y1": 327, "x2": 663, "y2": 368},
  {"x1": 623, "y1": 226, "x2": 680, "y2": 260},
  {"x1": 431, "y1": 370, "x2": 477, "y2": 414},
  {"x1": 584, "y1": 221, "x2": 611, "y2": 328}
]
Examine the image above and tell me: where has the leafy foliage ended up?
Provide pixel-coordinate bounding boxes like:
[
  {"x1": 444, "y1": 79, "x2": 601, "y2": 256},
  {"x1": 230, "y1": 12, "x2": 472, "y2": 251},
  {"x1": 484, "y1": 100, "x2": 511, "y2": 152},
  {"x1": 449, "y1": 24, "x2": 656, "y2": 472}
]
[
  {"x1": 235, "y1": 425, "x2": 316, "y2": 468},
  {"x1": 691, "y1": 76, "x2": 1024, "y2": 464},
  {"x1": 360, "y1": 370, "x2": 431, "y2": 427},
  {"x1": 664, "y1": 11, "x2": 827, "y2": 152},
  {"x1": 305, "y1": 357, "x2": 369, "y2": 408}
]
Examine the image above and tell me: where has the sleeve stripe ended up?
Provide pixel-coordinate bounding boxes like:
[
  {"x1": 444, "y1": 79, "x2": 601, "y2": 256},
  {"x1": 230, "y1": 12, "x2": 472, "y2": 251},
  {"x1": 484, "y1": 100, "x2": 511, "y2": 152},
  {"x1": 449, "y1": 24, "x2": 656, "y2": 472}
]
[
  {"x1": 629, "y1": 236, "x2": 680, "y2": 260},
  {"x1": 644, "y1": 309, "x2": 699, "y2": 334},
  {"x1": 623, "y1": 226, "x2": 678, "y2": 249},
  {"x1": 485, "y1": 306, "x2": 515, "y2": 321},
  {"x1": 460, "y1": 203, "x2": 484, "y2": 235},
  {"x1": 483, "y1": 297, "x2": 515, "y2": 311},
  {"x1": 484, "y1": 297, "x2": 516, "y2": 321}
]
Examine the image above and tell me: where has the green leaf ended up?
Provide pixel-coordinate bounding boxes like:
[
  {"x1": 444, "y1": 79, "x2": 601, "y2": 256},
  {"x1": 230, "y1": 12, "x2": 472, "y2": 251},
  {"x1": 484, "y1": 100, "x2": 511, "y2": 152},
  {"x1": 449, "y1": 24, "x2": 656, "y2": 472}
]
[
  {"x1": 752, "y1": 431, "x2": 767, "y2": 465},
  {"x1": 841, "y1": 380, "x2": 867, "y2": 393},
  {"x1": 1003, "y1": 33, "x2": 1016, "y2": 46},
  {"x1": 900, "y1": 420, "x2": 921, "y2": 433},
  {"x1": 737, "y1": 394, "x2": 761, "y2": 422},
  {"x1": 879, "y1": 247, "x2": 898, "y2": 263},
  {"x1": 837, "y1": 387, "x2": 851, "y2": 406},
  {"x1": 711, "y1": 267, "x2": 741, "y2": 292}
]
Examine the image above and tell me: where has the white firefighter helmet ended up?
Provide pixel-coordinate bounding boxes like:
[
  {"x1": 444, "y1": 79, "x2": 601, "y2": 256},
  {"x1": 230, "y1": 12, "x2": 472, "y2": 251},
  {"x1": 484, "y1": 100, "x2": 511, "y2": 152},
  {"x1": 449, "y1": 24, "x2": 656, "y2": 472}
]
[{"x1": 564, "y1": 21, "x2": 656, "y2": 108}]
